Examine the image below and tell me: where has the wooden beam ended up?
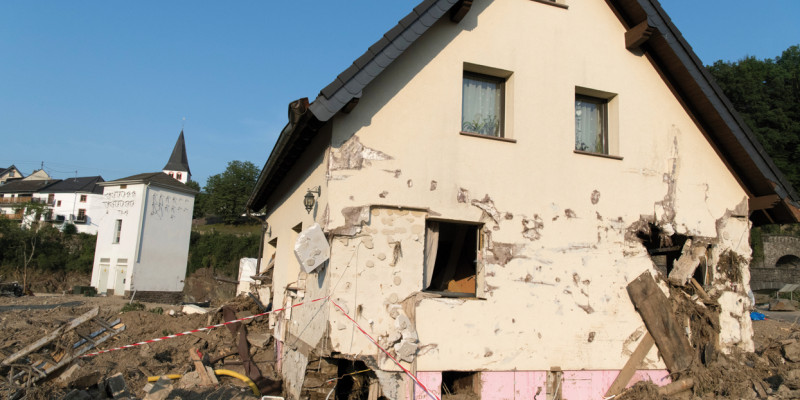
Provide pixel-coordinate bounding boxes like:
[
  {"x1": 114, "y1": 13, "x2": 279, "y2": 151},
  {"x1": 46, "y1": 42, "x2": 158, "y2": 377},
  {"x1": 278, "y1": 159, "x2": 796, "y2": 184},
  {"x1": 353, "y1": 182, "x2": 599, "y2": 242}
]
[
  {"x1": 627, "y1": 272, "x2": 694, "y2": 373},
  {"x1": 449, "y1": 0, "x2": 473, "y2": 23},
  {"x1": 604, "y1": 332, "x2": 655, "y2": 397},
  {"x1": 1, "y1": 307, "x2": 99, "y2": 367},
  {"x1": 625, "y1": 20, "x2": 656, "y2": 50},
  {"x1": 749, "y1": 194, "x2": 781, "y2": 212}
]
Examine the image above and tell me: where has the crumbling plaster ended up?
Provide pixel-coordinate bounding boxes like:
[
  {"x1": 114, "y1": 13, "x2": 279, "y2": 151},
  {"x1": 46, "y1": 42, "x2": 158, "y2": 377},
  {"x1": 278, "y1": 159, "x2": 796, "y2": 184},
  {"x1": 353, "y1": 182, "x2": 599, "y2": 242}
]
[{"x1": 261, "y1": 0, "x2": 756, "y2": 386}]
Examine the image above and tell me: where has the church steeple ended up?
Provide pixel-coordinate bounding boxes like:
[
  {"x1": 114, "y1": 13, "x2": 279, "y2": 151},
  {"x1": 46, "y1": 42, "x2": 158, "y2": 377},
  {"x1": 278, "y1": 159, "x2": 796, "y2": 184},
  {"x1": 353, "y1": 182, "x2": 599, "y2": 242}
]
[{"x1": 163, "y1": 130, "x2": 191, "y2": 184}]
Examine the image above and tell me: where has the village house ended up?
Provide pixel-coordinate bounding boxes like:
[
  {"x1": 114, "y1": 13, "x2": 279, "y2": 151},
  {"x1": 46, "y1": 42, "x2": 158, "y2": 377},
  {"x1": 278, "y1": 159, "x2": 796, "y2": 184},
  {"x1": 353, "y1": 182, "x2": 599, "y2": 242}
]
[
  {"x1": 247, "y1": 0, "x2": 800, "y2": 398},
  {"x1": 31, "y1": 176, "x2": 106, "y2": 234},
  {"x1": 0, "y1": 165, "x2": 23, "y2": 185},
  {"x1": 0, "y1": 178, "x2": 59, "y2": 221},
  {"x1": 90, "y1": 132, "x2": 196, "y2": 303}
]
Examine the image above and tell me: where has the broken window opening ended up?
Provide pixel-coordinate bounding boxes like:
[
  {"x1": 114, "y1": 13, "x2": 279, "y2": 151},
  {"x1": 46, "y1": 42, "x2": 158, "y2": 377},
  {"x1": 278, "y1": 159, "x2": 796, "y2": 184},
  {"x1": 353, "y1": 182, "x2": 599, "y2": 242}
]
[
  {"x1": 333, "y1": 360, "x2": 378, "y2": 400},
  {"x1": 424, "y1": 221, "x2": 480, "y2": 296},
  {"x1": 637, "y1": 223, "x2": 688, "y2": 277},
  {"x1": 441, "y1": 371, "x2": 481, "y2": 398}
]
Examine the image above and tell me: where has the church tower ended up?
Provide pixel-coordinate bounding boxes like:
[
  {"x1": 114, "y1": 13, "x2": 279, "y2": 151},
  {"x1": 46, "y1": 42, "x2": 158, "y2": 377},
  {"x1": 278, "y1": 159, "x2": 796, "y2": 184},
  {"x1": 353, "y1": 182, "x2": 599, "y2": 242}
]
[{"x1": 163, "y1": 130, "x2": 191, "y2": 184}]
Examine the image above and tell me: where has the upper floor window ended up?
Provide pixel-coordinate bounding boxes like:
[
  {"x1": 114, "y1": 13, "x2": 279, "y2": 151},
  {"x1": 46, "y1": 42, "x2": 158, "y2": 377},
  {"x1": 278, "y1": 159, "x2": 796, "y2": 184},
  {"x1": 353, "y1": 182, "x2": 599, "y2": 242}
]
[
  {"x1": 575, "y1": 95, "x2": 608, "y2": 154},
  {"x1": 176, "y1": 172, "x2": 182, "y2": 180},
  {"x1": 462, "y1": 72, "x2": 505, "y2": 137},
  {"x1": 80, "y1": 194, "x2": 87, "y2": 202},
  {"x1": 574, "y1": 87, "x2": 620, "y2": 159},
  {"x1": 113, "y1": 219, "x2": 122, "y2": 243},
  {"x1": 48, "y1": 194, "x2": 55, "y2": 204},
  {"x1": 8, "y1": 171, "x2": 14, "y2": 177}
]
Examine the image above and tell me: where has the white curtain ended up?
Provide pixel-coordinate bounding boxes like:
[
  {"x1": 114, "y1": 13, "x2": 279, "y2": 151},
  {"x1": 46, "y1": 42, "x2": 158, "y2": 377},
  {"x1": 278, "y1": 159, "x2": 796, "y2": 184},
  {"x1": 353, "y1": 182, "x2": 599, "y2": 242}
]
[
  {"x1": 462, "y1": 76, "x2": 501, "y2": 136},
  {"x1": 424, "y1": 222, "x2": 439, "y2": 289},
  {"x1": 575, "y1": 98, "x2": 604, "y2": 153}
]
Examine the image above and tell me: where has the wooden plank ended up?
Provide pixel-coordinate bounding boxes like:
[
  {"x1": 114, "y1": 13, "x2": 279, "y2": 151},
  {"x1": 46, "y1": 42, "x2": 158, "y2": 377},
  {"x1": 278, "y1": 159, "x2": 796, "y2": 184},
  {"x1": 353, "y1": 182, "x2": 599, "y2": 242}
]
[
  {"x1": 189, "y1": 348, "x2": 214, "y2": 386},
  {"x1": 1, "y1": 307, "x2": 99, "y2": 366},
  {"x1": 749, "y1": 194, "x2": 781, "y2": 212},
  {"x1": 626, "y1": 272, "x2": 694, "y2": 373},
  {"x1": 604, "y1": 332, "x2": 655, "y2": 397},
  {"x1": 690, "y1": 278, "x2": 711, "y2": 302}
]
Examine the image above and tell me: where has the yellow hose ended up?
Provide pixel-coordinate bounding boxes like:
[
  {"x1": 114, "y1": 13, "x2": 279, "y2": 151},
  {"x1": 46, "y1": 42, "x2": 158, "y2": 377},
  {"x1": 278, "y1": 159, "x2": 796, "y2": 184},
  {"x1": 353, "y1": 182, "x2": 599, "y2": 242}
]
[
  {"x1": 214, "y1": 369, "x2": 261, "y2": 397},
  {"x1": 146, "y1": 374, "x2": 182, "y2": 382},
  {"x1": 145, "y1": 369, "x2": 261, "y2": 397}
]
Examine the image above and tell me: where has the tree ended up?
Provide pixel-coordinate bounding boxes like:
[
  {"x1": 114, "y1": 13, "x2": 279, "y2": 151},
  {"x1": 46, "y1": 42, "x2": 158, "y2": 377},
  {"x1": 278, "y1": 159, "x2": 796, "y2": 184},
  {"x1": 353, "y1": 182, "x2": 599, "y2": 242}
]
[
  {"x1": 185, "y1": 180, "x2": 207, "y2": 219},
  {"x1": 707, "y1": 45, "x2": 800, "y2": 192},
  {"x1": 203, "y1": 161, "x2": 259, "y2": 224}
]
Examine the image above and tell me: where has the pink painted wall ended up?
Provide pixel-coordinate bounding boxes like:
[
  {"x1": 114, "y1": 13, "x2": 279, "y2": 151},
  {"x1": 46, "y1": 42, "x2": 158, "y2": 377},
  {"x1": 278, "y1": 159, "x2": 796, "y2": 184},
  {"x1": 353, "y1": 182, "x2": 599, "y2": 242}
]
[
  {"x1": 410, "y1": 369, "x2": 670, "y2": 400},
  {"x1": 414, "y1": 371, "x2": 442, "y2": 400},
  {"x1": 481, "y1": 371, "x2": 547, "y2": 399},
  {"x1": 560, "y1": 370, "x2": 670, "y2": 400}
]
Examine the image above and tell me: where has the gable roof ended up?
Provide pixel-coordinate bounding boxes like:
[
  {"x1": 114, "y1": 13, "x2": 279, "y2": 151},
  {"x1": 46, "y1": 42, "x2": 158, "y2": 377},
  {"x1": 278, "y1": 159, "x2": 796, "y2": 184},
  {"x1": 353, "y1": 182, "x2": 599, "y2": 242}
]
[
  {"x1": 248, "y1": 0, "x2": 467, "y2": 211},
  {"x1": 248, "y1": 0, "x2": 799, "y2": 225},
  {"x1": 40, "y1": 176, "x2": 105, "y2": 194},
  {"x1": 0, "y1": 165, "x2": 22, "y2": 178},
  {"x1": 163, "y1": 130, "x2": 191, "y2": 174},
  {"x1": 100, "y1": 172, "x2": 197, "y2": 196},
  {"x1": 0, "y1": 178, "x2": 60, "y2": 194}
]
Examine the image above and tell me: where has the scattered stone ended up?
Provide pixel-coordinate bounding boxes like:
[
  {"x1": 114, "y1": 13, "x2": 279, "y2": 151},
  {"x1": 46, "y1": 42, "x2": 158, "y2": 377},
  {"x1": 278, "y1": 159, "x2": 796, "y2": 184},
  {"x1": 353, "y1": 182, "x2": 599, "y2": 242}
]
[
  {"x1": 105, "y1": 372, "x2": 132, "y2": 399},
  {"x1": 144, "y1": 376, "x2": 174, "y2": 400},
  {"x1": 783, "y1": 342, "x2": 800, "y2": 363},
  {"x1": 247, "y1": 332, "x2": 272, "y2": 348},
  {"x1": 63, "y1": 389, "x2": 92, "y2": 400}
]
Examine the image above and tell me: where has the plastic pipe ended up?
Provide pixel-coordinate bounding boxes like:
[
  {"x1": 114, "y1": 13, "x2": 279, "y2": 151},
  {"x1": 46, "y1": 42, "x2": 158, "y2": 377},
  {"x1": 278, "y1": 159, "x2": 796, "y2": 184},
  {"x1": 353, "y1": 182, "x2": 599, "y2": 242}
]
[
  {"x1": 146, "y1": 374, "x2": 182, "y2": 382},
  {"x1": 214, "y1": 369, "x2": 261, "y2": 397}
]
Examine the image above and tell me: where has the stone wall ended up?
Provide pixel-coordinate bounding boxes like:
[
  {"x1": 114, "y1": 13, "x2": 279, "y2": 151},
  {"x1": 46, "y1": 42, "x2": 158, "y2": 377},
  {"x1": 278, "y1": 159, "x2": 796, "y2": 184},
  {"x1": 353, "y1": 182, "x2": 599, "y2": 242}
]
[{"x1": 750, "y1": 235, "x2": 800, "y2": 291}]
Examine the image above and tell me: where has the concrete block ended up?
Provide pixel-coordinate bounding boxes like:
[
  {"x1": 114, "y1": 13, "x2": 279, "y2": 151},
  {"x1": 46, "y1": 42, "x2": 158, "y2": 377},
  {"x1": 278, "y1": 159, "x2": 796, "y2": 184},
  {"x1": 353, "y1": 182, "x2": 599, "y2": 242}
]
[{"x1": 105, "y1": 372, "x2": 132, "y2": 399}]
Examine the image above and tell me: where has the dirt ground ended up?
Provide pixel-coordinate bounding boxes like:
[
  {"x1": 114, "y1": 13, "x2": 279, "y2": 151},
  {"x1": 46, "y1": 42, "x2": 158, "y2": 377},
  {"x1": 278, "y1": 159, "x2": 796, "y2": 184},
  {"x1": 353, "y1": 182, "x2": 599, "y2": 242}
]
[{"x1": 0, "y1": 292, "x2": 278, "y2": 399}]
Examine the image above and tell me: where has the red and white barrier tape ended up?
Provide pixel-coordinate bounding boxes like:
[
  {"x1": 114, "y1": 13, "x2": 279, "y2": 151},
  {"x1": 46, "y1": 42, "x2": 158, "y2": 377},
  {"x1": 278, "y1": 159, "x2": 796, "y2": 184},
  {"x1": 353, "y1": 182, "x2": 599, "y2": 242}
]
[
  {"x1": 80, "y1": 296, "x2": 329, "y2": 358},
  {"x1": 79, "y1": 295, "x2": 439, "y2": 400},
  {"x1": 330, "y1": 300, "x2": 440, "y2": 400}
]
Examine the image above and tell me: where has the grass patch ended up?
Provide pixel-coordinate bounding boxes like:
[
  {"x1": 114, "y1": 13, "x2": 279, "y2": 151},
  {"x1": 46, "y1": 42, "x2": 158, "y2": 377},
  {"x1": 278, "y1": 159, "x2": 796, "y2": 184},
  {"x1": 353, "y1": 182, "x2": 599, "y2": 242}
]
[{"x1": 121, "y1": 302, "x2": 146, "y2": 313}]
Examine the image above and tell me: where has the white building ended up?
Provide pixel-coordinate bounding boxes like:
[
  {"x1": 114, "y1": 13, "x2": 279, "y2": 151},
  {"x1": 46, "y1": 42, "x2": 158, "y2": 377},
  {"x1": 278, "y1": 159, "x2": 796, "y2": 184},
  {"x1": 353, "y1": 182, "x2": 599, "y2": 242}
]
[
  {"x1": 90, "y1": 172, "x2": 196, "y2": 302},
  {"x1": 162, "y1": 130, "x2": 191, "y2": 184},
  {"x1": 32, "y1": 176, "x2": 105, "y2": 234}
]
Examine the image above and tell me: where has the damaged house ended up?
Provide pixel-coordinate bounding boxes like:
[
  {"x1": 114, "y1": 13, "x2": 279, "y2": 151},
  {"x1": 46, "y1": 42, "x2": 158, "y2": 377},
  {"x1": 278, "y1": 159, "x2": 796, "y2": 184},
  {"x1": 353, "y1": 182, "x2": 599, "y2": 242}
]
[{"x1": 247, "y1": 0, "x2": 800, "y2": 398}]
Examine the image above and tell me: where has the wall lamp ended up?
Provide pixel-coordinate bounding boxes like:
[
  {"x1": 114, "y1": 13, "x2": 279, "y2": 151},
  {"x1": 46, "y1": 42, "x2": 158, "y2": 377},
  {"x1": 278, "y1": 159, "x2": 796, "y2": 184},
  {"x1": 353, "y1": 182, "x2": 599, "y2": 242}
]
[{"x1": 304, "y1": 186, "x2": 321, "y2": 214}]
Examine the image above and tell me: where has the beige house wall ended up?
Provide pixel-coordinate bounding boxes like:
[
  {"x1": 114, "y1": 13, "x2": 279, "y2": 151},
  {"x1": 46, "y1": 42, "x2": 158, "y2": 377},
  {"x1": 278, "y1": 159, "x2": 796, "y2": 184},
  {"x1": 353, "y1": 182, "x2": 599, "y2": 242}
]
[{"x1": 262, "y1": 0, "x2": 753, "y2": 377}]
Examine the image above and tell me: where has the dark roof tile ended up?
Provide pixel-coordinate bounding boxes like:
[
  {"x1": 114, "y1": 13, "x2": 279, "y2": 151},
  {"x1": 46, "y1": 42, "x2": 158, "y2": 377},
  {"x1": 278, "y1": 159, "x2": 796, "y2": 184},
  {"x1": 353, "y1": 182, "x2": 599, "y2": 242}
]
[
  {"x1": 102, "y1": 172, "x2": 197, "y2": 195},
  {"x1": 162, "y1": 131, "x2": 191, "y2": 174},
  {"x1": 0, "y1": 179, "x2": 60, "y2": 194},
  {"x1": 40, "y1": 176, "x2": 104, "y2": 194},
  {"x1": 398, "y1": 12, "x2": 419, "y2": 29}
]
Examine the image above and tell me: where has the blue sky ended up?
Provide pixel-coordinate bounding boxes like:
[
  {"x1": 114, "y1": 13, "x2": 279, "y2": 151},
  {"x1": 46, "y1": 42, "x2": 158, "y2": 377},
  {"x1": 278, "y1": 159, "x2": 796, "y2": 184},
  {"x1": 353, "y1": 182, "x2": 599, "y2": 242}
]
[{"x1": 1, "y1": 1, "x2": 798, "y2": 186}]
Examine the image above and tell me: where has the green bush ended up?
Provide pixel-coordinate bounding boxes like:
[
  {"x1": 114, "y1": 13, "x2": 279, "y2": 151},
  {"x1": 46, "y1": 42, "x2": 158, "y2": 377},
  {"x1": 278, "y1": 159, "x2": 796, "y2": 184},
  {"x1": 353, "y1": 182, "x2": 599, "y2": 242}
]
[
  {"x1": 187, "y1": 230, "x2": 260, "y2": 276},
  {"x1": 121, "y1": 302, "x2": 146, "y2": 313}
]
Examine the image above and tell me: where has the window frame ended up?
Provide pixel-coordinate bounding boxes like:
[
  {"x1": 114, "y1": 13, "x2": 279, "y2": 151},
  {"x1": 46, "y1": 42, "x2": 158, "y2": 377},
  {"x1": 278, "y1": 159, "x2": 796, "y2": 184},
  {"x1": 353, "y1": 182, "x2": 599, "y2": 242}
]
[
  {"x1": 461, "y1": 71, "x2": 506, "y2": 138},
  {"x1": 77, "y1": 208, "x2": 86, "y2": 220},
  {"x1": 79, "y1": 194, "x2": 87, "y2": 203},
  {"x1": 574, "y1": 94, "x2": 609, "y2": 155}
]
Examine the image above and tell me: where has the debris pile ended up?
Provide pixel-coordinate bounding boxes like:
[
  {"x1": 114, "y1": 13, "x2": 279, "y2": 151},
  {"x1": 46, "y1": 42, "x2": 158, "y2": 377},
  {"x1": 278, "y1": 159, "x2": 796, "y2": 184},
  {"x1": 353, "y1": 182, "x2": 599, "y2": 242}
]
[
  {"x1": 612, "y1": 271, "x2": 800, "y2": 400},
  {"x1": 0, "y1": 293, "x2": 282, "y2": 399}
]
